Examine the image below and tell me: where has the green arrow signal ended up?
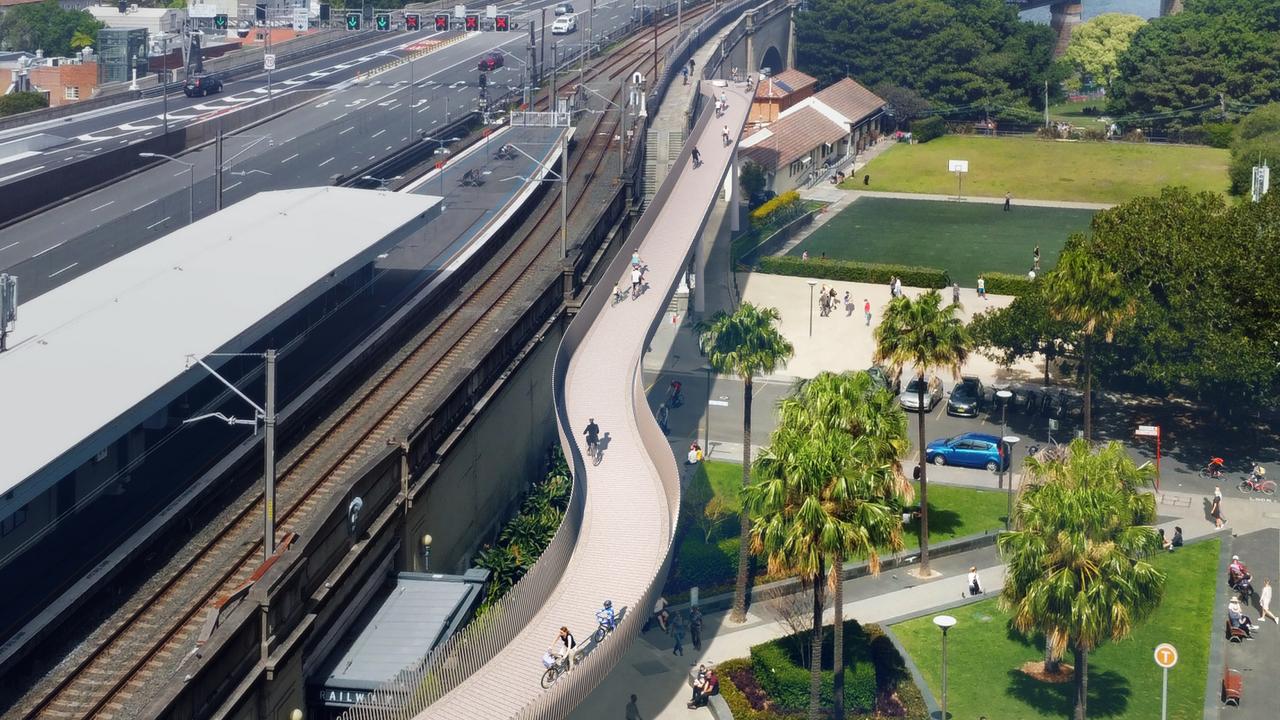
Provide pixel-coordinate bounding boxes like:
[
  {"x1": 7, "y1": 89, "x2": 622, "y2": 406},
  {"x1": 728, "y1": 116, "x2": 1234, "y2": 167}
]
[
  {"x1": 346, "y1": 13, "x2": 359, "y2": 29},
  {"x1": 376, "y1": 14, "x2": 389, "y2": 30}
]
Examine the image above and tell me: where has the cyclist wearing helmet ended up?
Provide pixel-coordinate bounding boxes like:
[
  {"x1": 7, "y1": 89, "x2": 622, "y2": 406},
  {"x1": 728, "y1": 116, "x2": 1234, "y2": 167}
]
[{"x1": 597, "y1": 599, "x2": 617, "y2": 631}]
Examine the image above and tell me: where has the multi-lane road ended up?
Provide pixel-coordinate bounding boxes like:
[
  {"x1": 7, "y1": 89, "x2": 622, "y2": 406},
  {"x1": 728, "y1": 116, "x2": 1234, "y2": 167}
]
[{"x1": 0, "y1": 0, "x2": 643, "y2": 299}]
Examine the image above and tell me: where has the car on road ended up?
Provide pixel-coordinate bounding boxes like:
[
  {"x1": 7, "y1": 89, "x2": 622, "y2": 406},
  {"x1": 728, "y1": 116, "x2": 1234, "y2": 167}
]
[
  {"x1": 867, "y1": 365, "x2": 901, "y2": 395},
  {"x1": 551, "y1": 14, "x2": 577, "y2": 34},
  {"x1": 554, "y1": 2, "x2": 575, "y2": 15},
  {"x1": 183, "y1": 74, "x2": 223, "y2": 97},
  {"x1": 899, "y1": 376, "x2": 943, "y2": 412},
  {"x1": 946, "y1": 376, "x2": 985, "y2": 417},
  {"x1": 477, "y1": 52, "x2": 504, "y2": 71},
  {"x1": 926, "y1": 432, "x2": 1010, "y2": 472}
]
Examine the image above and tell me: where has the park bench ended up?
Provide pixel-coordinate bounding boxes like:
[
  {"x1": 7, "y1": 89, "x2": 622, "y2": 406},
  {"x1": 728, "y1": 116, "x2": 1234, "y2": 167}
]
[
  {"x1": 460, "y1": 169, "x2": 485, "y2": 187},
  {"x1": 1223, "y1": 664, "x2": 1243, "y2": 706}
]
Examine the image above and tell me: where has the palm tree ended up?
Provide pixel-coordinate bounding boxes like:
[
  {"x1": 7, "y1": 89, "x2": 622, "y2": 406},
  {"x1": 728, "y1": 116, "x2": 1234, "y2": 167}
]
[
  {"x1": 697, "y1": 302, "x2": 794, "y2": 623},
  {"x1": 748, "y1": 372, "x2": 908, "y2": 719},
  {"x1": 873, "y1": 290, "x2": 970, "y2": 576},
  {"x1": 1044, "y1": 247, "x2": 1137, "y2": 440},
  {"x1": 70, "y1": 30, "x2": 95, "y2": 52},
  {"x1": 999, "y1": 440, "x2": 1165, "y2": 720},
  {"x1": 777, "y1": 371, "x2": 910, "y2": 719}
]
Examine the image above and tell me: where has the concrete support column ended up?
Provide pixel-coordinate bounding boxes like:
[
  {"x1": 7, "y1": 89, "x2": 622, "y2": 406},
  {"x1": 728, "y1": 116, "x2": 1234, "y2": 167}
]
[
  {"x1": 744, "y1": 11, "x2": 756, "y2": 76},
  {"x1": 694, "y1": 222, "x2": 708, "y2": 315},
  {"x1": 1159, "y1": 0, "x2": 1183, "y2": 16},
  {"x1": 1049, "y1": 2, "x2": 1083, "y2": 58},
  {"x1": 729, "y1": 149, "x2": 740, "y2": 233},
  {"x1": 786, "y1": 8, "x2": 796, "y2": 70}
]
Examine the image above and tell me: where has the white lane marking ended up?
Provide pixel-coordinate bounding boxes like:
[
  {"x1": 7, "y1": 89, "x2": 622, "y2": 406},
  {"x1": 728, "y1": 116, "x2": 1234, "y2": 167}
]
[
  {"x1": 319, "y1": 156, "x2": 335, "y2": 167},
  {"x1": 91, "y1": 200, "x2": 115, "y2": 212},
  {"x1": 48, "y1": 262, "x2": 78, "y2": 278},
  {"x1": 32, "y1": 240, "x2": 65, "y2": 258},
  {"x1": 339, "y1": 126, "x2": 355, "y2": 135},
  {"x1": 281, "y1": 153, "x2": 299, "y2": 164},
  {"x1": 372, "y1": 129, "x2": 386, "y2": 138},
  {"x1": 133, "y1": 199, "x2": 157, "y2": 211},
  {"x1": 0, "y1": 241, "x2": 19, "y2": 252},
  {"x1": 147, "y1": 216, "x2": 171, "y2": 230},
  {"x1": 0, "y1": 165, "x2": 46, "y2": 182},
  {"x1": 224, "y1": 181, "x2": 243, "y2": 192}
]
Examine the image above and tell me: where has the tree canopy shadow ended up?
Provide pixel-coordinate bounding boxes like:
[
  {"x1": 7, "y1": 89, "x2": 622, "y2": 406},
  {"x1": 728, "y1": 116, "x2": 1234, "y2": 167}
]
[{"x1": 1003, "y1": 666, "x2": 1130, "y2": 717}]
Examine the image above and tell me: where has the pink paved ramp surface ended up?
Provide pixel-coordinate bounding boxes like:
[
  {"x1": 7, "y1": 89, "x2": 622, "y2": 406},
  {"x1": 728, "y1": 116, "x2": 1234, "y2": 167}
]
[{"x1": 417, "y1": 82, "x2": 753, "y2": 719}]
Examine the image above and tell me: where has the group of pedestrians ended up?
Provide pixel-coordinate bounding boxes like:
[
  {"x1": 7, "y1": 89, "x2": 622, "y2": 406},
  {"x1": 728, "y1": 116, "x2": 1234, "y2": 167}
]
[
  {"x1": 1225, "y1": 553, "x2": 1278, "y2": 641},
  {"x1": 811, "y1": 283, "x2": 874, "y2": 327}
]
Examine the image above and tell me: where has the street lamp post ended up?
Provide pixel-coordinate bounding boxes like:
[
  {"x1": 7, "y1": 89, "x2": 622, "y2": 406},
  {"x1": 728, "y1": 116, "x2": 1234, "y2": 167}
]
[
  {"x1": 182, "y1": 350, "x2": 278, "y2": 561},
  {"x1": 807, "y1": 279, "x2": 817, "y2": 337},
  {"x1": 139, "y1": 152, "x2": 194, "y2": 224},
  {"x1": 423, "y1": 135, "x2": 460, "y2": 198},
  {"x1": 934, "y1": 615, "x2": 957, "y2": 720},
  {"x1": 701, "y1": 365, "x2": 713, "y2": 451},
  {"x1": 1004, "y1": 435, "x2": 1021, "y2": 528},
  {"x1": 995, "y1": 389, "x2": 1012, "y2": 492}
]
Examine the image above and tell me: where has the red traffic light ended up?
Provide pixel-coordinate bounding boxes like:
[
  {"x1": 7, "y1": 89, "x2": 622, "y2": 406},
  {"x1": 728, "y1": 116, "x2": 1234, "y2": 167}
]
[
  {"x1": 434, "y1": 13, "x2": 448, "y2": 31},
  {"x1": 464, "y1": 14, "x2": 479, "y2": 31},
  {"x1": 495, "y1": 15, "x2": 510, "y2": 31},
  {"x1": 405, "y1": 13, "x2": 420, "y2": 30}
]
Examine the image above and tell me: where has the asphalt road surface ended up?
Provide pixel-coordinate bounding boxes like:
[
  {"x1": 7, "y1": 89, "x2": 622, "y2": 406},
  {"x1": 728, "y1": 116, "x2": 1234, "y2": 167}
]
[{"x1": 0, "y1": 0, "x2": 639, "y2": 298}]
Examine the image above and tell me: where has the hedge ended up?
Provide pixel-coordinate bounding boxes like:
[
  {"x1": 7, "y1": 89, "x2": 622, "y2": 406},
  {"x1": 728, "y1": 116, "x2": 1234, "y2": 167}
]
[
  {"x1": 759, "y1": 255, "x2": 950, "y2": 289},
  {"x1": 912, "y1": 115, "x2": 946, "y2": 143},
  {"x1": 980, "y1": 271, "x2": 1035, "y2": 297},
  {"x1": 751, "y1": 190, "x2": 803, "y2": 228},
  {"x1": 750, "y1": 635, "x2": 877, "y2": 712}
]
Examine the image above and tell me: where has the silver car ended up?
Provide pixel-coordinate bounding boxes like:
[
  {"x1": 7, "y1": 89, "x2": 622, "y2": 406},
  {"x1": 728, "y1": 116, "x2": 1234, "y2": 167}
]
[{"x1": 899, "y1": 376, "x2": 944, "y2": 412}]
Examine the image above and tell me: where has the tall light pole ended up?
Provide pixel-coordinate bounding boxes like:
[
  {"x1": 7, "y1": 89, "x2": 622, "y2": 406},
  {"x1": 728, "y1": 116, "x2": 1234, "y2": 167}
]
[
  {"x1": 1004, "y1": 435, "x2": 1020, "y2": 529},
  {"x1": 423, "y1": 135, "x2": 460, "y2": 198},
  {"x1": 500, "y1": 137, "x2": 570, "y2": 259},
  {"x1": 139, "y1": 152, "x2": 194, "y2": 224},
  {"x1": 934, "y1": 615, "x2": 957, "y2": 720},
  {"x1": 995, "y1": 389, "x2": 1012, "y2": 492},
  {"x1": 183, "y1": 350, "x2": 278, "y2": 561},
  {"x1": 701, "y1": 365, "x2": 713, "y2": 451},
  {"x1": 807, "y1": 279, "x2": 817, "y2": 337}
]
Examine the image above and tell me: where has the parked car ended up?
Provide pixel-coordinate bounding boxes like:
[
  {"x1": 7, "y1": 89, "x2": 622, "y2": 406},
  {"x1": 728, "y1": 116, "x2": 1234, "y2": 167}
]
[
  {"x1": 867, "y1": 365, "x2": 901, "y2": 395},
  {"x1": 477, "y1": 52, "x2": 504, "y2": 71},
  {"x1": 551, "y1": 14, "x2": 577, "y2": 34},
  {"x1": 946, "y1": 376, "x2": 985, "y2": 417},
  {"x1": 926, "y1": 433, "x2": 1010, "y2": 472},
  {"x1": 554, "y1": 2, "x2": 575, "y2": 15},
  {"x1": 899, "y1": 376, "x2": 943, "y2": 412},
  {"x1": 183, "y1": 73, "x2": 222, "y2": 97}
]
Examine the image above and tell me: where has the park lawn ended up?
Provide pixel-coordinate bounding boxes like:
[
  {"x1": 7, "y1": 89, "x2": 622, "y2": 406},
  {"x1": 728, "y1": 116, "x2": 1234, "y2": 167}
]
[
  {"x1": 843, "y1": 135, "x2": 1229, "y2": 203},
  {"x1": 892, "y1": 538, "x2": 1219, "y2": 720},
  {"x1": 667, "y1": 462, "x2": 1008, "y2": 599},
  {"x1": 789, "y1": 196, "x2": 1093, "y2": 281}
]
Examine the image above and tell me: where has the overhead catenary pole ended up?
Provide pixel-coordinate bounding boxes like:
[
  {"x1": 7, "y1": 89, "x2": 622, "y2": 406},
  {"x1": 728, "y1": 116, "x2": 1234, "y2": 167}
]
[
  {"x1": 560, "y1": 131, "x2": 569, "y2": 259},
  {"x1": 263, "y1": 349, "x2": 277, "y2": 559},
  {"x1": 215, "y1": 117, "x2": 224, "y2": 211}
]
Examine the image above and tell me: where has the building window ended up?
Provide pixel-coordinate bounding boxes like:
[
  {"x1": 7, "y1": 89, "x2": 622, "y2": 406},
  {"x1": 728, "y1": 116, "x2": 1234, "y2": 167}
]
[
  {"x1": 64, "y1": 86, "x2": 80, "y2": 100},
  {"x1": 1, "y1": 505, "x2": 28, "y2": 537}
]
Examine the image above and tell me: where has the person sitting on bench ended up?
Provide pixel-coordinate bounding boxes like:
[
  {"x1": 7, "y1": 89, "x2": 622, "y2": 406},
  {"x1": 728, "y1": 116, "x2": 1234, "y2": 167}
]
[
  {"x1": 1228, "y1": 597, "x2": 1255, "y2": 638},
  {"x1": 687, "y1": 669, "x2": 719, "y2": 708}
]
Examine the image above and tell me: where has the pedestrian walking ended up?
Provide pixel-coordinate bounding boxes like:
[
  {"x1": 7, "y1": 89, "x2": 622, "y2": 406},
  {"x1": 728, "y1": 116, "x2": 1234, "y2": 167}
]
[
  {"x1": 864, "y1": 298, "x2": 872, "y2": 326},
  {"x1": 682, "y1": 66, "x2": 689, "y2": 85},
  {"x1": 689, "y1": 606, "x2": 703, "y2": 650},
  {"x1": 691, "y1": 146, "x2": 701, "y2": 167},
  {"x1": 1004, "y1": 191, "x2": 1012, "y2": 211},
  {"x1": 626, "y1": 694, "x2": 643, "y2": 720},
  {"x1": 1211, "y1": 487, "x2": 1225, "y2": 528},
  {"x1": 977, "y1": 275, "x2": 986, "y2": 300},
  {"x1": 657, "y1": 403, "x2": 669, "y2": 434},
  {"x1": 688, "y1": 58, "x2": 695, "y2": 75},
  {"x1": 1261, "y1": 579, "x2": 1279, "y2": 623},
  {"x1": 671, "y1": 612, "x2": 685, "y2": 656},
  {"x1": 952, "y1": 281, "x2": 961, "y2": 305},
  {"x1": 1033, "y1": 244, "x2": 1041, "y2": 271},
  {"x1": 801, "y1": 250, "x2": 809, "y2": 262},
  {"x1": 893, "y1": 276, "x2": 902, "y2": 298},
  {"x1": 967, "y1": 566, "x2": 983, "y2": 596},
  {"x1": 722, "y1": 125, "x2": 730, "y2": 146}
]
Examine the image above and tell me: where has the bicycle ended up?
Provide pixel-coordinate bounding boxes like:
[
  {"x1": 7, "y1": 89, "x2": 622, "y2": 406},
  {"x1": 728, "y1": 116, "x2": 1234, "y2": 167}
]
[
  {"x1": 1199, "y1": 457, "x2": 1226, "y2": 480},
  {"x1": 586, "y1": 438, "x2": 602, "y2": 466},
  {"x1": 611, "y1": 286, "x2": 630, "y2": 306},
  {"x1": 1238, "y1": 472, "x2": 1276, "y2": 496},
  {"x1": 593, "y1": 617, "x2": 617, "y2": 643},
  {"x1": 541, "y1": 647, "x2": 585, "y2": 688}
]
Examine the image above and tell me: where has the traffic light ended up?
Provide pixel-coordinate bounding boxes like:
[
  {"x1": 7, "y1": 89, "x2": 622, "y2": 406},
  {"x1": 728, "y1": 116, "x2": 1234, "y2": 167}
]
[
  {"x1": 213, "y1": 14, "x2": 228, "y2": 30},
  {"x1": 345, "y1": 11, "x2": 360, "y2": 30},
  {"x1": 404, "y1": 12, "x2": 420, "y2": 31},
  {"x1": 464, "y1": 14, "x2": 479, "y2": 31},
  {"x1": 375, "y1": 12, "x2": 390, "y2": 31},
  {"x1": 478, "y1": 72, "x2": 487, "y2": 88},
  {"x1": 494, "y1": 14, "x2": 510, "y2": 31},
  {"x1": 434, "y1": 14, "x2": 449, "y2": 31}
]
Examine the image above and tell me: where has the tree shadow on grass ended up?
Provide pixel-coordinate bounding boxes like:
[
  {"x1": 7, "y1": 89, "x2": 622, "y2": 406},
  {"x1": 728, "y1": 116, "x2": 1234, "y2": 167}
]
[
  {"x1": 1003, "y1": 666, "x2": 1131, "y2": 718},
  {"x1": 909, "y1": 506, "x2": 962, "y2": 546}
]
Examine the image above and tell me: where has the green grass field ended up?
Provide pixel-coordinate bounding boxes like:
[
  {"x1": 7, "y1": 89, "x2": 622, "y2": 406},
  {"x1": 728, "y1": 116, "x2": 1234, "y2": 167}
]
[
  {"x1": 893, "y1": 539, "x2": 1219, "y2": 720},
  {"x1": 790, "y1": 196, "x2": 1094, "y2": 282},
  {"x1": 844, "y1": 135, "x2": 1228, "y2": 203}
]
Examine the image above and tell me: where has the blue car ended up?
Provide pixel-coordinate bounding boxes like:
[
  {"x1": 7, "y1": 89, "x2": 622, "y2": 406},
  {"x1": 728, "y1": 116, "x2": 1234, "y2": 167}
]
[{"x1": 926, "y1": 432, "x2": 1010, "y2": 472}]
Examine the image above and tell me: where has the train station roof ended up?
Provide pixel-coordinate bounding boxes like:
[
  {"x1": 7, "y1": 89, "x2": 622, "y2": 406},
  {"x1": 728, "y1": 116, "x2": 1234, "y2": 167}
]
[{"x1": 0, "y1": 187, "x2": 440, "y2": 504}]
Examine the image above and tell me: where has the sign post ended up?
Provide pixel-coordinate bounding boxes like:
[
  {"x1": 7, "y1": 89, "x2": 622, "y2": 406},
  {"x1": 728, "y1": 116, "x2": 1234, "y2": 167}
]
[
  {"x1": 948, "y1": 159, "x2": 968, "y2": 200},
  {"x1": 1135, "y1": 424, "x2": 1161, "y2": 490},
  {"x1": 1153, "y1": 643, "x2": 1177, "y2": 720}
]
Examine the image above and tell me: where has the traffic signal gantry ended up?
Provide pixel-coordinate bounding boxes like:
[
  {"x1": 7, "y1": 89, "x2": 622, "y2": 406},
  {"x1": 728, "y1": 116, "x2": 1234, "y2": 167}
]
[{"x1": 346, "y1": 8, "x2": 511, "y2": 31}]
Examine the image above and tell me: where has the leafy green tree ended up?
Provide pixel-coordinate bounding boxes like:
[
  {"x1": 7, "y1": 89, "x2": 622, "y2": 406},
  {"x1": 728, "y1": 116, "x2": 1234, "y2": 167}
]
[
  {"x1": 0, "y1": 1, "x2": 104, "y2": 57},
  {"x1": 1063, "y1": 13, "x2": 1146, "y2": 91},
  {"x1": 969, "y1": 282, "x2": 1076, "y2": 385},
  {"x1": 0, "y1": 91, "x2": 48, "y2": 117},
  {"x1": 740, "y1": 160, "x2": 767, "y2": 203},
  {"x1": 1228, "y1": 103, "x2": 1280, "y2": 195},
  {"x1": 795, "y1": 0, "x2": 1056, "y2": 112},
  {"x1": 748, "y1": 371, "x2": 908, "y2": 719},
  {"x1": 872, "y1": 82, "x2": 930, "y2": 131},
  {"x1": 697, "y1": 303, "x2": 795, "y2": 624},
  {"x1": 1045, "y1": 248, "x2": 1135, "y2": 440},
  {"x1": 873, "y1": 290, "x2": 970, "y2": 577},
  {"x1": 999, "y1": 439, "x2": 1165, "y2": 720}
]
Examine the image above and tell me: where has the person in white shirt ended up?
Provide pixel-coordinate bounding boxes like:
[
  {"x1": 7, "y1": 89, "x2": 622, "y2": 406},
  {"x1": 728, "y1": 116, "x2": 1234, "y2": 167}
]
[
  {"x1": 1261, "y1": 579, "x2": 1278, "y2": 624},
  {"x1": 967, "y1": 566, "x2": 982, "y2": 596},
  {"x1": 631, "y1": 267, "x2": 643, "y2": 296}
]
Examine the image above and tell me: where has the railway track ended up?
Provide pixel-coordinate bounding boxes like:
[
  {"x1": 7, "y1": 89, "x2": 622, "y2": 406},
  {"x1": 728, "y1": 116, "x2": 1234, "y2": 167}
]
[{"x1": 8, "y1": 10, "x2": 703, "y2": 720}]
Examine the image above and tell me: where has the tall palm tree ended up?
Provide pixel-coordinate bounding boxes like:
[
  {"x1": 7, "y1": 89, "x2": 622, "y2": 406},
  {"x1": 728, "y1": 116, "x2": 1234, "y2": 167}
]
[
  {"x1": 748, "y1": 372, "x2": 908, "y2": 719},
  {"x1": 999, "y1": 440, "x2": 1165, "y2": 720},
  {"x1": 697, "y1": 302, "x2": 794, "y2": 623},
  {"x1": 1044, "y1": 247, "x2": 1137, "y2": 440},
  {"x1": 873, "y1": 290, "x2": 970, "y2": 576}
]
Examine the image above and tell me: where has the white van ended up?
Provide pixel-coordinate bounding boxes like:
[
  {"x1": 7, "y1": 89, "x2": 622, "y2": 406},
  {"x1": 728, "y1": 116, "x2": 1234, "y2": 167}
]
[{"x1": 551, "y1": 14, "x2": 577, "y2": 34}]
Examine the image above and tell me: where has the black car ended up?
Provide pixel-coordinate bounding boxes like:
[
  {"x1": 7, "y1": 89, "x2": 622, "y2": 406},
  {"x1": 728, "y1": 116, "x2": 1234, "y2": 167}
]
[
  {"x1": 867, "y1": 365, "x2": 901, "y2": 395},
  {"x1": 477, "y1": 52, "x2": 504, "y2": 71},
  {"x1": 946, "y1": 376, "x2": 985, "y2": 417},
  {"x1": 183, "y1": 74, "x2": 222, "y2": 97}
]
